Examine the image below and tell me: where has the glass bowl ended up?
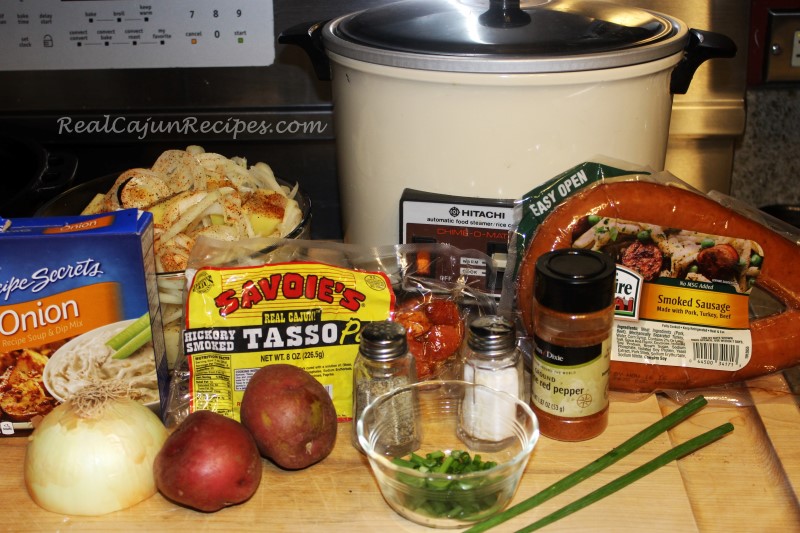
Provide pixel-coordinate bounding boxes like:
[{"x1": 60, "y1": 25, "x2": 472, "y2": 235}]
[{"x1": 356, "y1": 380, "x2": 539, "y2": 529}]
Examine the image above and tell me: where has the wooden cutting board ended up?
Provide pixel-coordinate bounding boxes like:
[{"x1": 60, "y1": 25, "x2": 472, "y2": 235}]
[{"x1": 1, "y1": 377, "x2": 798, "y2": 532}]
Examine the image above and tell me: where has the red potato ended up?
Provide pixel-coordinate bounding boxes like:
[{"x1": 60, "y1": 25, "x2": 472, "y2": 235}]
[
  {"x1": 240, "y1": 364, "x2": 337, "y2": 470},
  {"x1": 154, "y1": 410, "x2": 262, "y2": 512}
]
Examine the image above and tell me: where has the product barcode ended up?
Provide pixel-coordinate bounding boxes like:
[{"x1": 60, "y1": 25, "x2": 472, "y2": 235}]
[
  {"x1": 324, "y1": 384, "x2": 333, "y2": 398},
  {"x1": 692, "y1": 342, "x2": 740, "y2": 366}
]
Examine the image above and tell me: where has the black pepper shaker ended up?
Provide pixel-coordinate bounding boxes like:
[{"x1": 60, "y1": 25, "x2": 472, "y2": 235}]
[{"x1": 352, "y1": 321, "x2": 419, "y2": 454}]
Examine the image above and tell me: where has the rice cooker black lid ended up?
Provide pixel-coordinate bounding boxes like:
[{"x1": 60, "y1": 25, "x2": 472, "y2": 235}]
[{"x1": 324, "y1": 0, "x2": 688, "y2": 73}]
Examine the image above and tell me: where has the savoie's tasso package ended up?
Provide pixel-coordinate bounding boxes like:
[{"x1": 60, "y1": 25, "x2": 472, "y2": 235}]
[
  {"x1": 0, "y1": 210, "x2": 168, "y2": 436},
  {"x1": 164, "y1": 238, "x2": 497, "y2": 427}
]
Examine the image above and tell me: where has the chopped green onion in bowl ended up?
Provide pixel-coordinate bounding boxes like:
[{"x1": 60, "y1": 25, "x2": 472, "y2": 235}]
[{"x1": 390, "y1": 450, "x2": 504, "y2": 520}]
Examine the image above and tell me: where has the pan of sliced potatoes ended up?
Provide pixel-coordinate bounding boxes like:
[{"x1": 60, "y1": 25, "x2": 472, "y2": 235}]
[{"x1": 36, "y1": 146, "x2": 312, "y2": 368}]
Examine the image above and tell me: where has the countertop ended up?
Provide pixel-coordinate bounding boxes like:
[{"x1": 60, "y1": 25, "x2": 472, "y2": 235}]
[
  {"x1": 2, "y1": 373, "x2": 799, "y2": 532},
  {"x1": 731, "y1": 88, "x2": 800, "y2": 210}
]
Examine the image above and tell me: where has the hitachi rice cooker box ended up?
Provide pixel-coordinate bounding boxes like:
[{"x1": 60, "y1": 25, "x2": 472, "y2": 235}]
[{"x1": 0, "y1": 209, "x2": 167, "y2": 436}]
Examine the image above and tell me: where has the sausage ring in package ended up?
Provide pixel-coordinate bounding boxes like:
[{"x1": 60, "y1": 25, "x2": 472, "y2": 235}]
[
  {"x1": 502, "y1": 161, "x2": 800, "y2": 403},
  {"x1": 163, "y1": 238, "x2": 497, "y2": 427}
]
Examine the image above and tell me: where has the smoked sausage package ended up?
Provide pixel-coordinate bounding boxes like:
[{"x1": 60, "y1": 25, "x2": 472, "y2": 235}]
[
  {"x1": 162, "y1": 238, "x2": 497, "y2": 427},
  {"x1": 502, "y1": 161, "x2": 800, "y2": 403}
]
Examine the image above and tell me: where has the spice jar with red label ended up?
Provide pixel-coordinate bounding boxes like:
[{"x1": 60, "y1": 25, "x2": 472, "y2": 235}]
[{"x1": 531, "y1": 248, "x2": 616, "y2": 441}]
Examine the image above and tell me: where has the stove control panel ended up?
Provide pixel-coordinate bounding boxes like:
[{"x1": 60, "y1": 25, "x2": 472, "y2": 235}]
[{"x1": 0, "y1": 0, "x2": 274, "y2": 71}]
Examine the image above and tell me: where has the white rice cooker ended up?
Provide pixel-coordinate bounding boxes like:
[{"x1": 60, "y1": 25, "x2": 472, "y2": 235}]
[{"x1": 282, "y1": 0, "x2": 736, "y2": 247}]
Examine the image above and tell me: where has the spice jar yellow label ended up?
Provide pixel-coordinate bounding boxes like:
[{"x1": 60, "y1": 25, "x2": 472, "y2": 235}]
[{"x1": 532, "y1": 337, "x2": 611, "y2": 418}]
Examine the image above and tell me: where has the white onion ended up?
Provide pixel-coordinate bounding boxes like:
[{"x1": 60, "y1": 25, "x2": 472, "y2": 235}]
[{"x1": 24, "y1": 381, "x2": 168, "y2": 516}]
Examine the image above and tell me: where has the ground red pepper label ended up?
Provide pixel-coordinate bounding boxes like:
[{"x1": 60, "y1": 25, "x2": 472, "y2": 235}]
[{"x1": 532, "y1": 337, "x2": 610, "y2": 418}]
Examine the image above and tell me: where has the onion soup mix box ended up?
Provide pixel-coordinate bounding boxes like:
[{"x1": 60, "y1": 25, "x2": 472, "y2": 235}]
[{"x1": 0, "y1": 209, "x2": 167, "y2": 436}]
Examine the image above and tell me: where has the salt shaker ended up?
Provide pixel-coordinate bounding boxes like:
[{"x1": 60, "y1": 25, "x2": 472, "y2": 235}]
[
  {"x1": 461, "y1": 315, "x2": 524, "y2": 443},
  {"x1": 351, "y1": 321, "x2": 418, "y2": 454}
]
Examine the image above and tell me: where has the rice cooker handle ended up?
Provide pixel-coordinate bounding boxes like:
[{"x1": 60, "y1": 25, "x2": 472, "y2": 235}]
[
  {"x1": 670, "y1": 29, "x2": 737, "y2": 95},
  {"x1": 279, "y1": 21, "x2": 331, "y2": 82}
]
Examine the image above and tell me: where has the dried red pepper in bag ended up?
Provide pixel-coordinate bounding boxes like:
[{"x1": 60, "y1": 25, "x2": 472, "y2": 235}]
[{"x1": 394, "y1": 292, "x2": 466, "y2": 380}]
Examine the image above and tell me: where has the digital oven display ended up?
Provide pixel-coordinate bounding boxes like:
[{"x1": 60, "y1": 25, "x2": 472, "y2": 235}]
[{"x1": 0, "y1": 0, "x2": 275, "y2": 71}]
